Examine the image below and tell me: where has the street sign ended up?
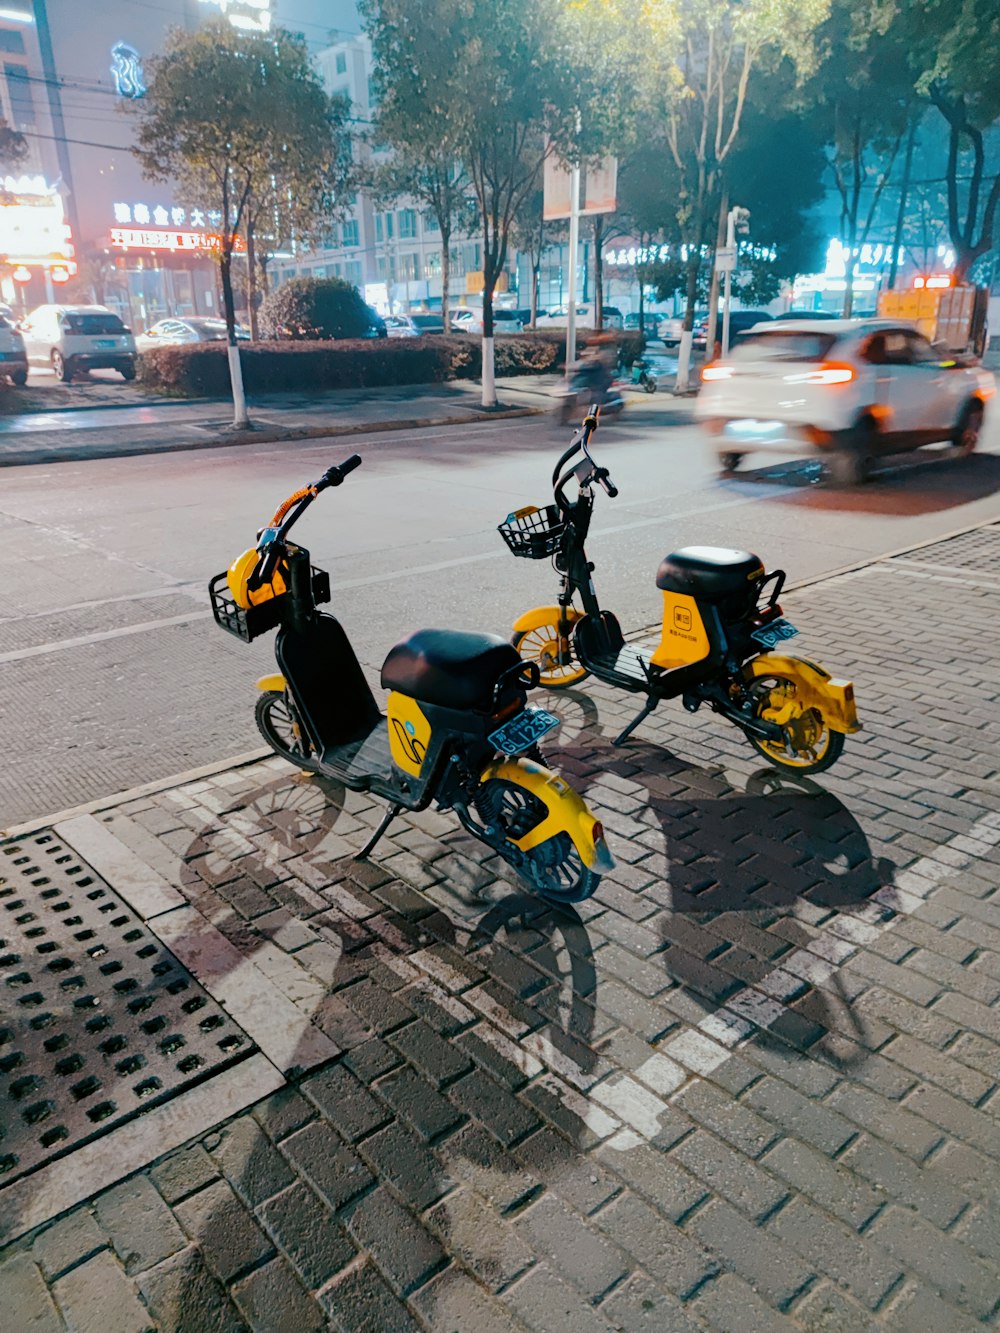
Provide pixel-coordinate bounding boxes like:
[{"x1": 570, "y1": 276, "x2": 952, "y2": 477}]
[{"x1": 715, "y1": 247, "x2": 737, "y2": 273}]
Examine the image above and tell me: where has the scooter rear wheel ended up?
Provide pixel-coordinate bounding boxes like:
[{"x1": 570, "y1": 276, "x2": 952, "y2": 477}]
[
  {"x1": 745, "y1": 674, "x2": 846, "y2": 775},
  {"x1": 255, "y1": 691, "x2": 323, "y2": 773},
  {"x1": 512, "y1": 626, "x2": 590, "y2": 689},
  {"x1": 475, "y1": 779, "x2": 600, "y2": 903}
]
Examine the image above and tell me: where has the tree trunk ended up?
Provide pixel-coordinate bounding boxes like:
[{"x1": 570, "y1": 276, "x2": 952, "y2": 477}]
[
  {"x1": 246, "y1": 215, "x2": 259, "y2": 342},
  {"x1": 675, "y1": 253, "x2": 700, "y2": 392},
  {"x1": 441, "y1": 224, "x2": 451, "y2": 330},
  {"x1": 705, "y1": 189, "x2": 728, "y2": 361},
  {"x1": 593, "y1": 217, "x2": 604, "y2": 331},
  {"x1": 220, "y1": 248, "x2": 249, "y2": 429},
  {"x1": 530, "y1": 262, "x2": 539, "y2": 326}
]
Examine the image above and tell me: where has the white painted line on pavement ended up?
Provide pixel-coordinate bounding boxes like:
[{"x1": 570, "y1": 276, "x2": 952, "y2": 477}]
[
  {"x1": 0, "y1": 1053, "x2": 283, "y2": 1245},
  {"x1": 0, "y1": 611, "x2": 211, "y2": 663},
  {"x1": 55, "y1": 813, "x2": 185, "y2": 919},
  {"x1": 150, "y1": 904, "x2": 340, "y2": 1076}
]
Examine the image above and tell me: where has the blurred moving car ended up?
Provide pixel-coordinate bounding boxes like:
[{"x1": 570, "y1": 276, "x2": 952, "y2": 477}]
[
  {"x1": 136, "y1": 318, "x2": 249, "y2": 352},
  {"x1": 694, "y1": 308, "x2": 773, "y2": 350},
  {"x1": 450, "y1": 309, "x2": 524, "y2": 335},
  {"x1": 695, "y1": 318, "x2": 996, "y2": 484},
  {"x1": 21, "y1": 305, "x2": 137, "y2": 381},
  {"x1": 0, "y1": 312, "x2": 27, "y2": 384}
]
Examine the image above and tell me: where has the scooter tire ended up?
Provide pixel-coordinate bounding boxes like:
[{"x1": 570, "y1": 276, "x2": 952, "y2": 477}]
[
  {"x1": 644, "y1": 378, "x2": 656, "y2": 393},
  {"x1": 475, "y1": 778, "x2": 601, "y2": 903},
  {"x1": 255, "y1": 691, "x2": 323, "y2": 773},
  {"x1": 747, "y1": 727, "x2": 845, "y2": 775}
]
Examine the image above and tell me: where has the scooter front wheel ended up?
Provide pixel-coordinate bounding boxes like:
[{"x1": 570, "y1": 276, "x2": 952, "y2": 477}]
[
  {"x1": 512, "y1": 626, "x2": 590, "y2": 689},
  {"x1": 744, "y1": 674, "x2": 846, "y2": 775},
  {"x1": 475, "y1": 779, "x2": 600, "y2": 903},
  {"x1": 255, "y1": 691, "x2": 323, "y2": 773}
]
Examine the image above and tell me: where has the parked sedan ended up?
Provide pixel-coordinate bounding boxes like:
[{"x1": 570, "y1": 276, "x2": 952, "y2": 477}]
[
  {"x1": 21, "y1": 304, "x2": 137, "y2": 381},
  {"x1": 385, "y1": 314, "x2": 420, "y2": 338},
  {"x1": 136, "y1": 318, "x2": 249, "y2": 351},
  {"x1": 0, "y1": 313, "x2": 28, "y2": 384},
  {"x1": 695, "y1": 318, "x2": 995, "y2": 484}
]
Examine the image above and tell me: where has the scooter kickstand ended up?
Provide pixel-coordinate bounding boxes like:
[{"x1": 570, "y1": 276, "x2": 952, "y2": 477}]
[
  {"x1": 356, "y1": 802, "x2": 403, "y2": 860},
  {"x1": 613, "y1": 695, "x2": 659, "y2": 747}
]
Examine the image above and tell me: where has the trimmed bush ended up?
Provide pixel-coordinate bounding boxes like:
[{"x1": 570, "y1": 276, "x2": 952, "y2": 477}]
[
  {"x1": 137, "y1": 333, "x2": 563, "y2": 397},
  {"x1": 258, "y1": 277, "x2": 375, "y2": 340}
]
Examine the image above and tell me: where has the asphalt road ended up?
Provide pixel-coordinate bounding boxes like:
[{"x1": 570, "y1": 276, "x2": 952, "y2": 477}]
[{"x1": 4, "y1": 399, "x2": 1000, "y2": 827}]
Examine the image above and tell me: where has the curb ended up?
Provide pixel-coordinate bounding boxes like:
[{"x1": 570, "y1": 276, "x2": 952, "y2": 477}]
[
  {"x1": 6, "y1": 511, "x2": 998, "y2": 841},
  {"x1": 0, "y1": 404, "x2": 548, "y2": 469}
]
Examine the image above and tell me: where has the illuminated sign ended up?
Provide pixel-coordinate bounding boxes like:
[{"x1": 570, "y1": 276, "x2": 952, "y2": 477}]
[
  {"x1": 199, "y1": 0, "x2": 272, "y2": 32},
  {"x1": 110, "y1": 227, "x2": 246, "y2": 253},
  {"x1": 113, "y1": 202, "x2": 220, "y2": 228},
  {"x1": 111, "y1": 43, "x2": 146, "y2": 99},
  {"x1": 0, "y1": 177, "x2": 76, "y2": 274}
]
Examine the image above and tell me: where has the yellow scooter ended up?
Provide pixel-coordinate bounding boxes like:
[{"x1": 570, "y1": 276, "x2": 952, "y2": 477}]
[
  {"x1": 210, "y1": 455, "x2": 613, "y2": 903},
  {"x1": 499, "y1": 411, "x2": 860, "y2": 773}
]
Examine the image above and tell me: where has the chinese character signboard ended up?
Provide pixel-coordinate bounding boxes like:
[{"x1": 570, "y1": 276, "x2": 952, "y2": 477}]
[{"x1": 110, "y1": 227, "x2": 246, "y2": 254}]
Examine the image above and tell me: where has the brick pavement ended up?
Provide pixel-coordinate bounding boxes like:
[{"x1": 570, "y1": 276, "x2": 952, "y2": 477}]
[{"x1": 2, "y1": 523, "x2": 1000, "y2": 1330}]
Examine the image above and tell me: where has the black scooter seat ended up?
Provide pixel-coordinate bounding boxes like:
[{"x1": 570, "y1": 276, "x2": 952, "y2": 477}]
[
  {"x1": 656, "y1": 546, "x2": 764, "y2": 601},
  {"x1": 381, "y1": 628, "x2": 521, "y2": 711}
]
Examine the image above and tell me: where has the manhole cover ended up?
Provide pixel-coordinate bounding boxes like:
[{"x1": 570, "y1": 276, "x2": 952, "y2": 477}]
[{"x1": 0, "y1": 831, "x2": 256, "y2": 1187}]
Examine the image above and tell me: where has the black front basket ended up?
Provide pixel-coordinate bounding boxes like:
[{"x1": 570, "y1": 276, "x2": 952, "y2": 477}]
[
  {"x1": 208, "y1": 567, "x2": 331, "y2": 643},
  {"x1": 497, "y1": 504, "x2": 566, "y2": 560}
]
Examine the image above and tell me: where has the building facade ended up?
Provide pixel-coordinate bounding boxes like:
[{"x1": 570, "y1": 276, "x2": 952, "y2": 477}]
[{"x1": 0, "y1": 1, "x2": 278, "y2": 326}]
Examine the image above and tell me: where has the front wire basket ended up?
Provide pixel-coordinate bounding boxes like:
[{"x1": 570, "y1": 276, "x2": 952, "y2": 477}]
[
  {"x1": 497, "y1": 504, "x2": 566, "y2": 560},
  {"x1": 208, "y1": 566, "x2": 331, "y2": 643}
]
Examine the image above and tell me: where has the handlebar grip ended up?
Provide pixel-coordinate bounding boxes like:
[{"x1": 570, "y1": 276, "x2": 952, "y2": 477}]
[
  {"x1": 323, "y1": 454, "x2": 363, "y2": 487},
  {"x1": 595, "y1": 467, "x2": 618, "y2": 499},
  {"x1": 247, "y1": 546, "x2": 279, "y2": 591}
]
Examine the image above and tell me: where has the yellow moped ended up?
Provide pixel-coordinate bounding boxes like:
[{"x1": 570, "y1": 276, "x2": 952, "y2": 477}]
[
  {"x1": 210, "y1": 455, "x2": 613, "y2": 903},
  {"x1": 499, "y1": 411, "x2": 860, "y2": 773}
]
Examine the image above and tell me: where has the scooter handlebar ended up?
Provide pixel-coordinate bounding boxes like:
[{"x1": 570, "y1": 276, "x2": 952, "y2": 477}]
[
  {"x1": 595, "y1": 468, "x2": 618, "y2": 499},
  {"x1": 321, "y1": 454, "x2": 362, "y2": 488}
]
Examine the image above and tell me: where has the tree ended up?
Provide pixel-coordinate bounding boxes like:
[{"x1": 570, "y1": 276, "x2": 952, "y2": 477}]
[
  {"x1": 133, "y1": 21, "x2": 345, "y2": 425},
  {"x1": 259, "y1": 277, "x2": 373, "y2": 339},
  {"x1": 510, "y1": 187, "x2": 553, "y2": 326},
  {"x1": 903, "y1": 0, "x2": 1000, "y2": 281},
  {"x1": 654, "y1": 0, "x2": 827, "y2": 386},
  {"x1": 369, "y1": 154, "x2": 474, "y2": 331},
  {"x1": 363, "y1": 0, "x2": 571, "y2": 406}
]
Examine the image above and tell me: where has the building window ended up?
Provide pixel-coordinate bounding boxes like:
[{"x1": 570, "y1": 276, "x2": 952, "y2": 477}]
[
  {"x1": 398, "y1": 208, "x2": 417, "y2": 239},
  {"x1": 422, "y1": 211, "x2": 440, "y2": 234},
  {"x1": 374, "y1": 214, "x2": 382, "y2": 242},
  {"x1": 425, "y1": 251, "x2": 442, "y2": 278},
  {"x1": 341, "y1": 219, "x2": 359, "y2": 248},
  {"x1": 367, "y1": 74, "x2": 378, "y2": 109},
  {"x1": 346, "y1": 260, "x2": 362, "y2": 286},
  {"x1": 376, "y1": 255, "x2": 388, "y2": 282},
  {"x1": 313, "y1": 267, "x2": 327, "y2": 279},
  {"x1": 0, "y1": 31, "x2": 26, "y2": 55},
  {"x1": 449, "y1": 246, "x2": 462, "y2": 272},
  {"x1": 335, "y1": 51, "x2": 347, "y2": 75},
  {"x1": 463, "y1": 242, "x2": 481, "y2": 271},
  {"x1": 4, "y1": 63, "x2": 35, "y2": 128},
  {"x1": 399, "y1": 253, "x2": 419, "y2": 281}
]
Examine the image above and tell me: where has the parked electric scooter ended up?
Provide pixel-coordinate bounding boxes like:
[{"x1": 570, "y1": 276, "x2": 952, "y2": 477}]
[
  {"x1": 210, "y1": 456, "x2": 613, "y2": 903},
  {"x1": 498, "y1": 411, "x2": 860, "y2": 773}
]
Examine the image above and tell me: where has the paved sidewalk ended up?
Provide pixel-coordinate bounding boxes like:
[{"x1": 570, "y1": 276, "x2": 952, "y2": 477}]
[{"x1": 2, "y1": 524, "x2": 1000, "y2": 1330}]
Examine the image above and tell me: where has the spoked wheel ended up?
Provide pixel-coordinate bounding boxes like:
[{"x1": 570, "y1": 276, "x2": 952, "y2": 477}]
[
  {"x1": 475, "y1": 779, "x2": 600, "y2": 903},
  {"x1": 512, "y1": 624, "x2": 589, "y2": 689},
  {"x1": 745, "y1": 674, "x2": 845, "y2": 775},
  {"x1": 255, "y1": 691, "x2": 323, "y2": 772}
]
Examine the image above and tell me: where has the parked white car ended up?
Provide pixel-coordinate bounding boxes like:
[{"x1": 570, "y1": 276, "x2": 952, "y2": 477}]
[
  {"x1": 136, "y1": 318, "x2": 249, "y2": 352},
  {"x1": 450, "y1": 309, "x2": 523, "y2": 335},
  {"x1": 656, "y1": 316, "x2": 684, "y2": 346},
  {"x1": 0, "y1": 312, "x2": 28, "y2": 384},
  {"x1": 536, "y1": 303, "x2": 622, "y2": 331},
  {"x1": 385, "y1": 314, "x2": 420, "y2": 338},
  {"x1": 21, "y1": 304, "x2": 137, "y2": 381},
  {"x1": 696, "y1": 319, "x2": 995, "y2": 484}
]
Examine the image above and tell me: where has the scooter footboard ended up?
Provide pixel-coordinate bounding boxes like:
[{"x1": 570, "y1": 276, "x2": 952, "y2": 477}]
[
  {"x1": 745, "y1": 654, "x2": 860, "y2": 734},
  {"x1": 479, "y1": 757, "x2": 614, "y2": 873}
]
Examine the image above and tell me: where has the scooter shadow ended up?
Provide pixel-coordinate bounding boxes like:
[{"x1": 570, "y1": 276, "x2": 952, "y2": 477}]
[{"x1": 544, "y1": 697, "x2": 896, "y2": 1068}]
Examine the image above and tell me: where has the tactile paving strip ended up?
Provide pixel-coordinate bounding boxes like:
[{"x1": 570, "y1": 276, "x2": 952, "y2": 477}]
[
  {"x1": 0, "y1": 831, "x2": 256, "y2": 1186},
  {"x1": 896, "y1": 522, "x2": 1000, "y2": 570}
]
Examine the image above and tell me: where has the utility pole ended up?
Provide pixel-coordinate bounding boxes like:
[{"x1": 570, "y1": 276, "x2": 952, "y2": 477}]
[
  {"x1": 720, "y1": 206, "x2": 750, "y2": 356},
  {"x1": 565, "y1": 158, "x2": 580, "y2": 372}
]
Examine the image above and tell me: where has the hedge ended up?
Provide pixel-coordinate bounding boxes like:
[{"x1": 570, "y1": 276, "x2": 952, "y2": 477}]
[{"x1": 137, "y1": 332, "x2": 572, "y2": 397}]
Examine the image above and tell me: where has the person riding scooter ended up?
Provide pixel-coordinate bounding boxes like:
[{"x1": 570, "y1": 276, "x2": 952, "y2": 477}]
[{"x1": 559, "y1": 335, "x2": 623, "y2": 424}]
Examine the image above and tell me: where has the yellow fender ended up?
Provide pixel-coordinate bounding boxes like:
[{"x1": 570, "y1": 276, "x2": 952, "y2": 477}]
[
  {"x1": 511, "y1": 605, "x2": 583, "y2": 636},
  {"x1": 479, "y1": 756, "x2": 614, "y2": 873},
  {"x1": 256, "y1": 674, "x2": 287, "y2": 692},
  {"x1": 745, "y1": 654, "x2": 861, "y2": 734}
]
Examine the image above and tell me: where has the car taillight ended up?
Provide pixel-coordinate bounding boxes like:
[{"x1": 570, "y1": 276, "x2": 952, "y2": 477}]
[
  {"x1": 701, "y1": 364, "x2": 732, "y2": 382},
  {"x1": 784, "y1": 361, "x2": 856, "y2": 386}
]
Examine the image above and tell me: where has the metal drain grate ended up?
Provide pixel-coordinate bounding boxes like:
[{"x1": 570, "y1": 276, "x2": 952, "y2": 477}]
[{"x1": 0, "y1": 831, "x2": 256, "y2": 1186}]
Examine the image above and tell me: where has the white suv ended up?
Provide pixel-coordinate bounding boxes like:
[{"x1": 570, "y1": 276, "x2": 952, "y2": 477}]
[
  {"x1": 21, "y1": 305, "x2": 137, "y2": 382},
  {"x1": 696, "y1": 319, "x2": 996, "y2": 484}
]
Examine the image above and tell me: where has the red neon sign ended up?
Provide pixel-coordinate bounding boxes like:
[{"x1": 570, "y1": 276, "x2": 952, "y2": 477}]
[{"x1": 109, "y1": 227, "x2": 246, "y2": 254}]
